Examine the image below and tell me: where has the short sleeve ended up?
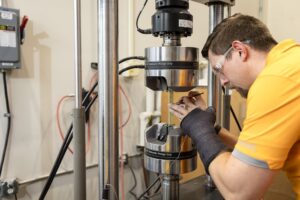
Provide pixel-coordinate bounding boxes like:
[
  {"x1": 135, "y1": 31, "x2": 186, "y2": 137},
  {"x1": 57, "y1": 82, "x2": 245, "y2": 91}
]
[{"x1": 233, "y1": 75, "x2": 300, "y2": 169}]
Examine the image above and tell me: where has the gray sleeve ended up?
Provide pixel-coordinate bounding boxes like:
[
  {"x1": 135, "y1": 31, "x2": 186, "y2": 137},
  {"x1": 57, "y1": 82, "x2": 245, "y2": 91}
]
[{"x1": 232, "y1": 149, "x2": 269, "y2": 169}]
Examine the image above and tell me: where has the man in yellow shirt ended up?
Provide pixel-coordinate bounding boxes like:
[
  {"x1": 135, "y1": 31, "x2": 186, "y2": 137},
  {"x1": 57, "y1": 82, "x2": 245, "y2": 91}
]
[{"x1": 169, "y1": 13, "x2": 300, "y2": 199}]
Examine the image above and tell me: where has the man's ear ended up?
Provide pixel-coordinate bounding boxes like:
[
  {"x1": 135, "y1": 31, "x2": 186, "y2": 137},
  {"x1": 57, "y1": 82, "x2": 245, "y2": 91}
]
[{"x1": 232, "y1": 40, "x2": 248, "y2": 61}]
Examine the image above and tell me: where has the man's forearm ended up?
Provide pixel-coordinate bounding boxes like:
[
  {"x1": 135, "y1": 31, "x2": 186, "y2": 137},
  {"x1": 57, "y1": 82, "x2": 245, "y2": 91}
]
[
  {"x1": 208, "y1": 152, "x2": 276, "y2": 200},
  {"x1": 218, "y1": 128, "x2": 238, "y2": 149}
]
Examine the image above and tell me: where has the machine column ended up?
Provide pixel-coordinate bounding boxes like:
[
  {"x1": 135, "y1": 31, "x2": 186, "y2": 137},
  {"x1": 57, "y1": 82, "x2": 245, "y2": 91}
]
[{"x1": 98, "y1": 0, "x2": 119, "y2": 199}]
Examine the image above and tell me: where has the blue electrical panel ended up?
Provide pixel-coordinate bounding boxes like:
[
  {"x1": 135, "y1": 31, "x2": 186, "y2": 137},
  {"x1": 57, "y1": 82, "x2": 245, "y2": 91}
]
[{"x1": 0, "y1": 7, "x2": 20, "y2": 69}]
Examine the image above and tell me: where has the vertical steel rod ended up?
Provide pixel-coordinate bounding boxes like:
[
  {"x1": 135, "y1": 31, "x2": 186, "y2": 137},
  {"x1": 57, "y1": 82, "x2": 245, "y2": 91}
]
[
  {"x1": 73, "y1": 109, "x2": 86, "y2": 200},
  {"x1": 208, "y1": 4, "x2": 224, "y2": 123},
  {"x1": 73, "y1": 0, "x2": 86, "y2": 198},
  {"x1": 98, "y1": 0, "x2": 119, "y2": 199},
  {"x1": 162, "y1": 175, "x2": 179, "y2": 200},
  {"x1": 222, "y1": 87, "x2": 231, "y2": 129},
  {"x1": 74, "y1": 0, "x2": 82, "y2": 108},
  {"x1": 207, "y1": 3, "x2": 225, "y2": 189},
  {"x1": 222, "y1": 6, "x2": 231, "y2": 130}
]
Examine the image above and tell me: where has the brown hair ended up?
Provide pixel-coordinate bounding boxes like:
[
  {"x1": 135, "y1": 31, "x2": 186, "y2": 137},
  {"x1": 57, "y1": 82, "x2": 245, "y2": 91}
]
[{"x1": 201, "y1": 13, "x2": 277, "y2": 59}]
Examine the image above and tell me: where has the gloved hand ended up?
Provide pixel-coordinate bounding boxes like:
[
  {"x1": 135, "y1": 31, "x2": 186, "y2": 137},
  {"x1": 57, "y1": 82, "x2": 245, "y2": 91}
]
[
  {"x1": 169, "y1": 93, "x2": 227, "y2": 174},
  {"x1": 180, "y1": 107, "x2": 226, "y2": 174},
  {"x1": 180, "y1": 107, "x2": 216, "y2": 141}
]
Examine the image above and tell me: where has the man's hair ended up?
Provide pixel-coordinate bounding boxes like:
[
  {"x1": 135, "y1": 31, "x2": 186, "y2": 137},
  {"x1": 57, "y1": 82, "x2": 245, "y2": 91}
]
[{"x1": 201, "y1": 13, "x2": 277, "y2": 59}]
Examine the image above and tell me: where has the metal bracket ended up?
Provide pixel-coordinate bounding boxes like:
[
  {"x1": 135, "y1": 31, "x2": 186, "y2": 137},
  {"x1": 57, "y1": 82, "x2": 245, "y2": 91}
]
[
  {"x1": 191, "y1": 0, "x2": 235, "y2": 6},
  {"x1": 0, "y1": 179, "x2": 18, "y2": 198}
]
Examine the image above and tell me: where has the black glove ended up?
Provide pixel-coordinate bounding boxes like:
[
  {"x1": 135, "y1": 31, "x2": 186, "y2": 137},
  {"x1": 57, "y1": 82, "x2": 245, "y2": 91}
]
[{"x1": 180, "y1": 107, "x2": 227, "y2": 174}]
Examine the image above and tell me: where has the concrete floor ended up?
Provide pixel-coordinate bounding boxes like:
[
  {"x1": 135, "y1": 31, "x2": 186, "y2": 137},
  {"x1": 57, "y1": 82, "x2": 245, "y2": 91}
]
[{"x1": 151, "y1": 172, "x2": 296, "y2": 200}]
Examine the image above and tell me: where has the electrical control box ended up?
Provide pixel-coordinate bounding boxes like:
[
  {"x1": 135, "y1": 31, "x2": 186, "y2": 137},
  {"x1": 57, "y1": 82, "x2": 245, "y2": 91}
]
[{"x1": 0, "y1": 7, "x2": 20, "y2": 69}]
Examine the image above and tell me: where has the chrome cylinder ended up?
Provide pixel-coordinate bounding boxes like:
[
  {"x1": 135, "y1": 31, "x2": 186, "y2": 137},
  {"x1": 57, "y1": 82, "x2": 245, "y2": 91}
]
[
  {"x1": 145, "y1": 46, "x2": 199, "y2": 92},
  {"x1": 162, "y1": 175, "x2": 179, "y2": 200},
  {"x1": 144, "y1": 124, "x2": 196, "y2": 200},
  {"x1": 191, "y1": 0, "x2": 235, "y2": 5},
  {"x1": 144, "y1": 124, "x2": 197, "y2": 175},
  {"x1": 163, "y1": 35, "x2": 182, "y2": 46},
  {"x1": 98, "y1": 0, "x2": 119, "y2": 199}
]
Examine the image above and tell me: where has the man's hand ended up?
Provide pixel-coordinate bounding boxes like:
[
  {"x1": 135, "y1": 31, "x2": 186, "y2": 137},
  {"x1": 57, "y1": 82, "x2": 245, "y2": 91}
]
[
  {"x1": 168, "y1": 91, "x2": 207, "y2": 120},
  {"x1": 168, "y1": 91, "x2": 227, "y2": 174}
]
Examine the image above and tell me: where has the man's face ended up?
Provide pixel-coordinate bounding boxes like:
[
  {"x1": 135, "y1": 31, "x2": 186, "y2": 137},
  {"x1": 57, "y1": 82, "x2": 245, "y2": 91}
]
[{"x1": 208, "y1": 47, "x2": 251, "y2": 98}]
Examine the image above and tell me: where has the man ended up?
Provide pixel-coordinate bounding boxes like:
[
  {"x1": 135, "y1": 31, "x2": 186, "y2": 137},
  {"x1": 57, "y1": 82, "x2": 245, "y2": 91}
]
[{"x1": 169, "y1": 14, "x2": 300, "y2": 199}]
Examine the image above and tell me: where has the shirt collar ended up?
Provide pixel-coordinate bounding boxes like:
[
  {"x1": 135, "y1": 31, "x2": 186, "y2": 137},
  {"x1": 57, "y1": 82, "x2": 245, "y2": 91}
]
[{"x1": 266, "y1": 39, "x2": 299, "y2": 66}]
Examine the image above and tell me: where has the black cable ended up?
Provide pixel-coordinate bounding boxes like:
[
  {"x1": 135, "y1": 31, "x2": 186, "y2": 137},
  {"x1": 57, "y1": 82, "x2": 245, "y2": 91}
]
[
  {"x1": 153, "y1": 181, "x2": 161, "y2": 194},
  {"x1": 39, "y1": 125, "x2": 73, "y2": 200},
  {"x1": 119, "y1": 65, "x2": 145, "y2": 75},
  {"x1": 128, "y1": 164, "x2": 138, "y2": 200},
  {"x1": 222, "y1": 86, "x2": 242, "y2": 131},
  {"x1": 144, "y1": 191, "x2": 161, "y2": 199},
  {"x1": 39, "y1": 94, "x2": 98, "y2": 200},
  {"x1": 91, "y1": 56, "x2": 145, "y2": 70},
  {"x1": 119, "y1": 56, "x2": 145, "y2": 64},
  {"x1": 14, "y1": 193, "x2": 18, "y2": 200},
  {"x1": 230, "y1": 105, "x2": 242, "y2": 131},
  {"x1": 137, "y1": 176, "x2": 160, "y2": 200},
  {"x1": 39, "y1": 82, "x2": 98, "y2": 200},
  {"x1": 136, "y1": 0, "x2": 152, "y2": 34},
  {"x1": 143, "y1": 181, "x2": 161, "y2": 199},
  {"x1": 0, "y1": 71, "x2": 11, "y2": 178}
]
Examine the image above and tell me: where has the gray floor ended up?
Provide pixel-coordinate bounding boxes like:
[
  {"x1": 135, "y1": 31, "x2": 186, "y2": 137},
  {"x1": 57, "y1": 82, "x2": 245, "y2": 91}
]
[{"x1": 152, "y1": 172, "x2": 296, "y2": 200}]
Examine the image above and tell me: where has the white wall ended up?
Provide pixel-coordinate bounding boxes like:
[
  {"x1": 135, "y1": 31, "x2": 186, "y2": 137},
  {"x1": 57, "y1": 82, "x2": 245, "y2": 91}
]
[
  {"x1": 0, "y1": 0, "x2": 284, "y2": 199},
  {"x1": 266, "y1": 0, "x2": 300, "y2": 42}
]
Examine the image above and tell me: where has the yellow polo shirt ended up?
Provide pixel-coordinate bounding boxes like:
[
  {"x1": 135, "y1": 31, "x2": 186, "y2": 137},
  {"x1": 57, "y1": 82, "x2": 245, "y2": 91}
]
[{"x1": 233, "y1": 39, "x2": 300, "y2": 198}]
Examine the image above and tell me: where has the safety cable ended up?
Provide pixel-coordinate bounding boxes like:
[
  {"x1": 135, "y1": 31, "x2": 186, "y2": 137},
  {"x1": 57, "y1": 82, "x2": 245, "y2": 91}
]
[
  {"x1": 119, "y1": 86, "x2": 132, "y2": 129},
  {"x1": 136, "y1": 0, "x2": 152, "y2": 34},
  {"x1": 0, "y1": 71, "x2": 11, "y2": 178},
  {"x1": 56, "y1": 96, "x2": 75, "y2": 154}
]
